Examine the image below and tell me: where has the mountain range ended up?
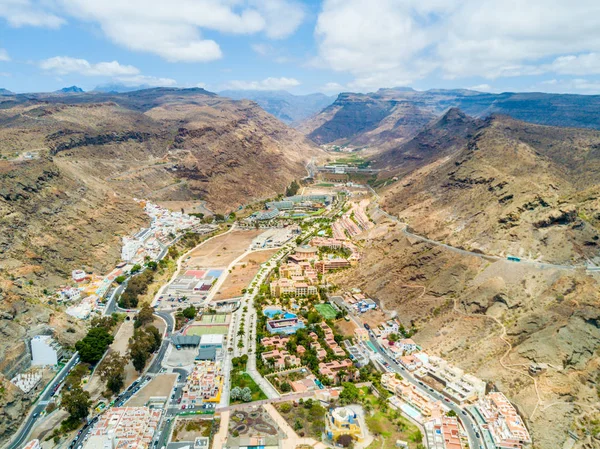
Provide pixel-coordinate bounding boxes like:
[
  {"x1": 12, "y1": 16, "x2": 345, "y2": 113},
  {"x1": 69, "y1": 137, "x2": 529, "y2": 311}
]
[
  {"x1": 219, "y1": 90, "x2": 334, "y2": 124},
  {"x1": 300, "y1": 87, "x2": 600, "y2": 150}
]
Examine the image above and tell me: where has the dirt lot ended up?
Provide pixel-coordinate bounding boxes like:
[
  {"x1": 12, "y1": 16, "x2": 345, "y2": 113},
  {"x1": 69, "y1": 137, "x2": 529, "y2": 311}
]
[
  {"x1": 213, "y1": 249, "x2": 277, "y2": 300},
  {"x1": 334, "y1": 318, "x2": 358, "y2": 337},
  {"x1": 155, "y1": 200, "x2": 213, "y2": 216},
  {"x1": 184, "y1": 230, "x2": 263, "y2": 270},
  {"x1": 172, "y1": 417, "x2": 213, "y2": 442},
  {"x1": 360, "y1": 309, "x2": 391, "y2": 330},
  {"x1": 127, "y1": 373, "x2": 177, "y2": 406}
]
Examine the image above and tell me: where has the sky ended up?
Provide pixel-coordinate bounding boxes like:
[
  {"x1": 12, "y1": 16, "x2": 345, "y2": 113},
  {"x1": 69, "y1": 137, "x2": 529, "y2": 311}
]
[{"x1": 2, "y1": 0, "x2": 600, "y2": 95}]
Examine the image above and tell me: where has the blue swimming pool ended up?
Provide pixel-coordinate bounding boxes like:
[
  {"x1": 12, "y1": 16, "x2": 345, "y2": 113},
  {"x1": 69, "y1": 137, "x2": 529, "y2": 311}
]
[{"x1": 263, "y1": 307, "x2": 297, "y2": 319}]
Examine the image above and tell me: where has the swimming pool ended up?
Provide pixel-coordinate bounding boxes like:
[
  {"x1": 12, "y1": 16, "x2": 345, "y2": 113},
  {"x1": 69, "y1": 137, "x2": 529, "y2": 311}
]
[{"x1": 263, "y1": 307, "x2": 297, "y2": 319}]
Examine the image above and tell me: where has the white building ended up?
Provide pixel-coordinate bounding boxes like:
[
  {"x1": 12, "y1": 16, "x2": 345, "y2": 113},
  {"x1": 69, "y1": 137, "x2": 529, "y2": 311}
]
[
  {"x1": 121, "y1": 237, "x2": 142, "y2": 262},
  {"x1": 58, "y1": 287, "x2": 82, "y2": 302},
  {"x1": 31, "y1": 335, "x2": 63, "y2": 366},
  {"x1": 72, "y1": 269, "x2": 87, "y2": 282}
]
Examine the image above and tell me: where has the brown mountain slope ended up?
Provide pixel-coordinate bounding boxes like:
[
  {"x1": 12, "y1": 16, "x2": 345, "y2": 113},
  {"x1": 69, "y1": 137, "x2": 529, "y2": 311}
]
[
  {"x1": 373, "y1": 108, "x2": 483, "y2": 178},
  {"x1": 380, "y1": 115, "x2": 600, "y2": 264},
  {"x1": 331, "y1": 219, "x2": 600, "y2": 449},
  {"x1": 0, "y1": 89, "x2": 321, "y2": 288}
]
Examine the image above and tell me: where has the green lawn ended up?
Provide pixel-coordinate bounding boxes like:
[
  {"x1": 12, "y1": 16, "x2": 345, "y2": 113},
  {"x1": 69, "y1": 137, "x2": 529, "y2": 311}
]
[
  {"x1": 315, "y1": 303, "x2": 337, "y2": 319},
  {"x1": 230, "y1": 371, "x2": 267, "y2": 404}
]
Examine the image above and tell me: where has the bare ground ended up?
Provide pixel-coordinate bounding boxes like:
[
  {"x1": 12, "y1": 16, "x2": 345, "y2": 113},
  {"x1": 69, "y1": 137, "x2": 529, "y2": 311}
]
[{"x1": 213, "y1": 249, "x2": 277, "y2": 300}]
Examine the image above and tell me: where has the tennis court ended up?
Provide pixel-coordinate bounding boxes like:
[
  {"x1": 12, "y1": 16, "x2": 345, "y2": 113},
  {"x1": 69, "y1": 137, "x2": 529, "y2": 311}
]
[
  {"x1": 200, "y1": 314, "x2": 227, "y2": 324},
  {"x1": 185, "y1": 325, "x2": 229, "y2": 336},
  {"x1": 315, "y1": 303, "x2": 337, "y2": 319}
]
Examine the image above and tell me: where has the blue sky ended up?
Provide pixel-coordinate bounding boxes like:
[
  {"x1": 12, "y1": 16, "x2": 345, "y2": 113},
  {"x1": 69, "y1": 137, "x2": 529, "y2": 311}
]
[{"x1": 2, "y1": 0, "x2": 600, "y2": 95}]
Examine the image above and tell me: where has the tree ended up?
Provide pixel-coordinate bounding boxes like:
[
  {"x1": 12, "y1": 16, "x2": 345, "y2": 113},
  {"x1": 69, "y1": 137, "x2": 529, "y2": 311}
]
[
  {"x1": 75, "y1": 326, "x2": 114, "y2": 364},
  {"x1": 307, "y1": 311, "x2": 321, "y2": 324},
  {"x1": 446, "y1": 409, "x2": 457, "y2": 417},
  {"x1": 241, "y1": 387, "x2": 252, "y2": 402},
  {"x1": 340, "y1": 382, "x2": 360, "y2": 404},
  {"x1": 135, "y1": 304, "x2": 154, "y2": 328},
  {"x1": 336, "y1": 435, "x2": 353, "y2": 448},
  {"x1": 115, "y1": 275, "x2": 127, "y2": 284},
  {"x1": 280, "y1": 382, "x2": 292, "y2": 393},
  {"x1": 98, "y1": 352, "x2": 126, "y2": 394},
  {"x1": 182, "y1": 306, "x2": 197, "y2": 320},
  {"x1": 131, "y1": 264, "x2": 142, "y2": 273},
  {"x1": 230, "y1": 386, "x2": 242, "y2": 401},
  {"x1": 286, "y1": 180, "x2": 300, "y2": 196},
  {"x1": 146, "y1": 261, "x2": 158, "y2": 271},
  {"x1": 61, "y1": 385, "x2": 91, "y2": 421},
  {"x1": 279, "y1": 402, "x2": 292, "y2": 413},
  {"x1": 128, "y1": 325, "x2": 162, "y2": 372}
]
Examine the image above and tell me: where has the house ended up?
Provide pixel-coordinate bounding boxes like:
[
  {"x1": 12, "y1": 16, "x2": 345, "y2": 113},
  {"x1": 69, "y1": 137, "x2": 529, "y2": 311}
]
[
  {"x1": 399, "y1": 339, "x2": 418, "y2": 354},
  {"x1": 425, "y1": 417, "x2": 464, "y2": 449},
  {"x1": 71, "y1": 269, "x2": 88, "y2": 282},
  {"x1": 325, "y1": 407, "x2": 366, "y2": 443},
  {"x1": 31, "y1": 335, "x2": 63, "y2": 366},
  {"x1": 354, "y1": 328, "x2": 369, "y2": 342},
  {"x1": 296, "y1": 345, "x2": 306, "y2": 355},
  {"x1": 318, "y1": 359, "x2": 358, "y2": 383},
  {"x1": 399, "y1": 354, "x2": 423, "y2": 371}
]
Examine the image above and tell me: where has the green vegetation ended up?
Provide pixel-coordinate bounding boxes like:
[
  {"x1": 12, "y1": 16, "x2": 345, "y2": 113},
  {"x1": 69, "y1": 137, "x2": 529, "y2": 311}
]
[
  {"x1": 119, "y1": 269, "x2": 155, "y2": 308},
  {"x1": 230, "y1": 371, "x2": 266, "y2": 403},
  {"x1": 135, "y1": 303, "x2": 155, "y2": 328},
  {"x1": 315, "y1": 303, "x2": 338, "y2": 320},
  {"x1": 98, "y1": 352, "x2": 127, "y2": 395},
  {"x1": 128, "y1": 325, "x2": 162, "y2": 372},
  {"x1": 275, "y1": 399, "x2": 326, "y2": 439},
  {"x1": 75, "y1": 326, "x2": 114, "y2": 364},
  {"x1": 285, "y1": 180, "x2": 300, "y2": 196},
  {"x1": 182, "y1": 305, "x2": 198, "y2": 320}
]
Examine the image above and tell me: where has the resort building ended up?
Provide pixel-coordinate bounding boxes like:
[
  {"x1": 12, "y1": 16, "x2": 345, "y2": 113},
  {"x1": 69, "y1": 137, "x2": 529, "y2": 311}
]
[
  {"x1": 474, "y1": 392, "x2": 531, "y2": 449},
  {"x1": 325, "y1": 407, "x2": 366, "y2": 443},
  {"x1": 266, "y1": 317, "x2": 306, "y2": 335},
  {"x1": 318, "y1": 359, "x2": 358, "y2": 383},
  {"x1": 261, "y1": 349, "x2": 300, "y2": 370},
  {"x1": 314, "y1": 259, "x2": 351, "y2": 273},
  {"x1": 381, "y1": 373, "x2": 443, "y2": 418},
  {"x1": 290, "y1": 246, "x2": 318, "y2": 261},
  {"x1": 269, "y1": 278, "x2": 318, "y2": 297},
  {"x1": 260, "y1": 335, "x2": 290, "y2": 350}
]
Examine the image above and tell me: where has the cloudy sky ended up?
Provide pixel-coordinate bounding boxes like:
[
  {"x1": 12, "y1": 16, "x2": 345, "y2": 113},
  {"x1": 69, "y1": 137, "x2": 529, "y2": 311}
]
[{"x1": 2, "y1": 0, "x2": 600, "y2": 94}]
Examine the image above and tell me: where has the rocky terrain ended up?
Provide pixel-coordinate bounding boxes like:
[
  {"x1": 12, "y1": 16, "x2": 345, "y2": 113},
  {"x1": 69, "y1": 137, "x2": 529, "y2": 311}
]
[
  {"x1": 300, "y1": 87, "x2": 600, "y2": 149},
  {"x1": 379, "y1": 114, "x2": 600, "y2": 265}
]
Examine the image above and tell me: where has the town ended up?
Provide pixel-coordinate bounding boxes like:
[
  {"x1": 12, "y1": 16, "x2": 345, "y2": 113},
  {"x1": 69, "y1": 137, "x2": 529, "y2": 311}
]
[{"x1": 9, "y1": 181, "x2": 532, "y2": 449}]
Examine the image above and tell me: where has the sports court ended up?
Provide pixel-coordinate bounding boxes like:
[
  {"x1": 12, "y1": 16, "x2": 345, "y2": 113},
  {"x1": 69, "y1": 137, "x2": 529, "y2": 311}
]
[
  {"x1": 315, "y1": 303, "x2": 337, "y2": 319},
  {"x1": 200, "y1": 314, "x2": 227, "y2": 324},
  {"x1": 185, "y1": 325, "x2": 229, "y2": 336}
]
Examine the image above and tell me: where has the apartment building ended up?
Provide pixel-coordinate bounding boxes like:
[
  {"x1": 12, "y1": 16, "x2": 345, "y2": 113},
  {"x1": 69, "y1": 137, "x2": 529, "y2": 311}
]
[
  {"x1": 85, "y1": 407, "x2": 162, "y2": 449},
  {"x1": 381, "y1": 373, "x2": 442, "y2": 418},
  {"x1": 181, "y1": 360, "x2": 224, "y2": 406},
  {"x1": 354, "y1": 328, "x2": 369, "y2": 342},
  {"x1": 418, "y1": 355, "x2": 486, "y2": 404},
  {"x1": 314, "y1": 258, "x2": 351, "y2": 273},
  {"x1": 425, "y1": 417, "x2": 464, "y2": 449},
  {"x1": 475, "y1": 392, "x2": 531, "y2": 449}
]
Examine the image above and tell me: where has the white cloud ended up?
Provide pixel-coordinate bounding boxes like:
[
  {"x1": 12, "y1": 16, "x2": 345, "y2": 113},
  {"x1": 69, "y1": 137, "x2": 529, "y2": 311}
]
[
  {"x1": 532, "y1": 78, "x2": 600, "y2": 94},
  {"x1": 51, "y1": 0, "x2": 304, "y2": 62},
  {"x1": 468, "y1": 84, "x2": 494, "y2": 92},
  {"x1": 315, "y1": 0, "x2": 600, "y2": 87},
  {"x1": 0, "y1": 48, "x2": 9, "y2": 61},
  {"x1": 251, "y1": 43, "x2": 271, "y2": 56},
  {"x1": 40, "y1": 56, "x2": 140, "y2": 76},
  {"x1": 0, "y1": 0, "x2": 65, "y2": 28},
  {"x1": 320, "y1": 82, "x2": 345, "y2": 93},
  {"x1": 225, "y1": 77, "x2": 300, "y2": 90}
]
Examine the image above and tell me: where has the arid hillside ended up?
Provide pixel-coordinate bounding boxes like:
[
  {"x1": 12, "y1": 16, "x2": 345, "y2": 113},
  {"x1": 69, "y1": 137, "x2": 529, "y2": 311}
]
[
  {"x1": 0, "y1": 88, "x2": 320, "y2": 290},
  {"x1": 380, "y1": 115, "x2": 600, "y2": 265}
]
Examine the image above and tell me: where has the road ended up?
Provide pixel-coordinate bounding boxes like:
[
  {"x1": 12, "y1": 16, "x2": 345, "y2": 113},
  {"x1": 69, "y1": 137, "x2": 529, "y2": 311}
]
[{"x1": 6, "y1": 353, "x2": 80, "y2": 449}]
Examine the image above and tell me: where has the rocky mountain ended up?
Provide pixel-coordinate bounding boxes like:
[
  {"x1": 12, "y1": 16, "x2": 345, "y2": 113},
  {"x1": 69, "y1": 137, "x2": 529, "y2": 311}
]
[
  {"x1": 0, "y1": 88, "x2": 13, "y2": 96},
  {"x1": 219, "y1": 90, "x2": 334, "y2": 125},
  {"x1": 93, "y1": 83, "x2": 151, "y2": 93},
  {"x1": 378, "y1": 114, "x2": 600, "y2": 265},
  {"x1": 301, "y1": 87, "x2": 600, "y2": 149},
  {"x1": 55, "y1": 86, "x2": 84, "y2": 93}
]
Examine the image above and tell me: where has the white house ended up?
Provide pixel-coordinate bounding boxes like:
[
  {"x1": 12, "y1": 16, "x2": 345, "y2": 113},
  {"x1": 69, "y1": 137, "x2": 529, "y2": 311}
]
[
  {"x1": 31, "y1": 335, "x2": 63, "y2": 366},
  {"x1": 121, "y1": 237, "x2": 141, "y2": 262},
  {"x1": 71, "y1": 269, "x2": 87, "y2": 282},
  {"x1": 399, "y1": 339, "x2": 418, "y2": 354}
]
